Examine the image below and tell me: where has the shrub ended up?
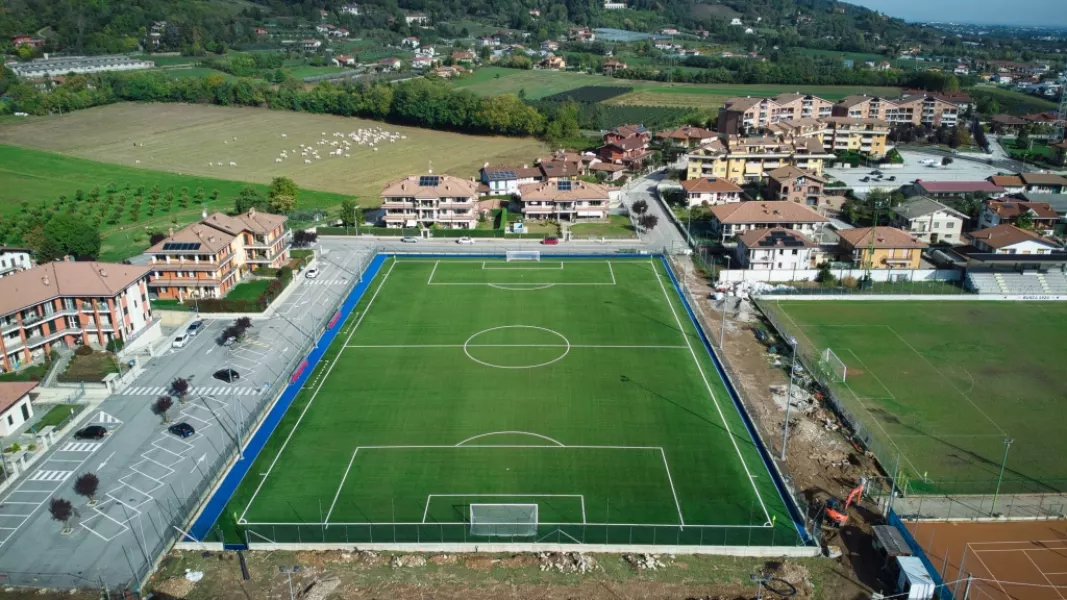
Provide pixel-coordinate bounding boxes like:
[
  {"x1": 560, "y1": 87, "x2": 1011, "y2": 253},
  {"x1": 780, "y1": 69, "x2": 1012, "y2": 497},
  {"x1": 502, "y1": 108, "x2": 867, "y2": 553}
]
[
  {"x1": 74, "y1": 345, "x2": 93, "y2": 357},
  {"x1": 106, "y1": 338, "x2": 124, "y2": 353}
]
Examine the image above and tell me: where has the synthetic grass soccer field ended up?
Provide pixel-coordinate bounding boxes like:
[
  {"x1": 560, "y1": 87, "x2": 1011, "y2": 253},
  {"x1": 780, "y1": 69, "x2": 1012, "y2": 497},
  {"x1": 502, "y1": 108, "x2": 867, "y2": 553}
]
[
  {"x1": 221, "y1": 257, "x2": 799, "y2": 546},
  {"x1": 762, "y1": 300, "x2": 1067, "y2": 495}
]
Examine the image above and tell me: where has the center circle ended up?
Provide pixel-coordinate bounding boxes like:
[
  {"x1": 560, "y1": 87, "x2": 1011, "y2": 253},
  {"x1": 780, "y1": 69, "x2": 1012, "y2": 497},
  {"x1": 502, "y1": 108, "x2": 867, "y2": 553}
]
[{"x1": 463, "y1": 325, "x2": 570, "y2": 369}]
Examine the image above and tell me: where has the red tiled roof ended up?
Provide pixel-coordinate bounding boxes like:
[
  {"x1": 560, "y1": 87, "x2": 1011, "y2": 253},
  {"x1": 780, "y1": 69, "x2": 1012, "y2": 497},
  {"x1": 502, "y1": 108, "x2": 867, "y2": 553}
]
[
  {"x1": 916, "y1": 181, "x2": 1006, "y2": 194},
  {"x1": 0, "y1": 382, "x2": 38, "y2": 417}
]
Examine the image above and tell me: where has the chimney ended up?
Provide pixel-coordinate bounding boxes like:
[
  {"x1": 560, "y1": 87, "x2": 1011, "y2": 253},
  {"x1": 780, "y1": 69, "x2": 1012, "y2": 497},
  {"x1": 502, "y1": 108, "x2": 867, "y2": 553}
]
[
  {"x1": 202, "y1": 208, "x2": 208, "y2": 219},
  {"x1": 98, "y1": 268, "x2": 107, "y2": 277},
  {"x1": 168, "y1": 226, "x2": 174, "y2": 237},
  {"x1": 248, "y1": 207, "x2": 256, "y2": 217},
  {"x1": 41, "y1": 275, "x2": 50, "y2": 286}
]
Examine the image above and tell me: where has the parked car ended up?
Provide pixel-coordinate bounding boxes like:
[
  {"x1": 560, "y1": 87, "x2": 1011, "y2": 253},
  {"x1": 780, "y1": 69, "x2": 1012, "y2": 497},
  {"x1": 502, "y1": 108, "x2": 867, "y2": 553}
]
[
  {"x1": 456, "y1": 237, "x2": 475, "y2": 245},
  {"x1": 401, "y1": 236, "x2": 418, "y2": 243},
  {"x1": 305, "y1": 267, "x2": 320, "y2": 279},
  {"x1": 172, "y1": 334, "x2": 188, "y2": 349},
  {"x1": 213, "y1": 368, "x2": 240, "y2": 383},
  {"x1": 186, "y1": 320, "x2": 204, "y2": 337},
  {"x1": 74, "y1": 425, "x2": 108, "y2": 440},
  {"x1": 168, "y1": 423, "x2": 195, "y2": 438},
  {"x1": 222, "y1": 336, "x2": 237, "y2": 347},
  {"x1": 541, "y1": 237, "x2": 560, "y2": 245}
]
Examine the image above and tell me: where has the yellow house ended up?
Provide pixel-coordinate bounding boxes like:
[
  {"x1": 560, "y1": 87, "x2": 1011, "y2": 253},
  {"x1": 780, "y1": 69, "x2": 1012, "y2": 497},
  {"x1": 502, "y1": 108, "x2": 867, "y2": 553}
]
[
  {"x1": 836, "y1": 226, "x2": 928, "y2": 269},
  {"x1": 685, "y1": 135, "x2": 832, "y2": 184},
  {"x1": 820, "y1": 117, "x2": 890, "y2": 158}
]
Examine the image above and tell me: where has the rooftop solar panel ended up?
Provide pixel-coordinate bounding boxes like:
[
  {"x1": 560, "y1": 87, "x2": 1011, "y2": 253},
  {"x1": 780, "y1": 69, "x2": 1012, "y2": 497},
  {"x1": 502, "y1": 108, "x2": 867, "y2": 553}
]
[
  {"x1": 557, "y1": 180, "x2": 572, "y2": 191},
  {"x1": 419, "y1": 175, "x2": 440, "y2": 187},
  {"x1": 161, "y1": 242, "x2": 202, "y2": 251}
]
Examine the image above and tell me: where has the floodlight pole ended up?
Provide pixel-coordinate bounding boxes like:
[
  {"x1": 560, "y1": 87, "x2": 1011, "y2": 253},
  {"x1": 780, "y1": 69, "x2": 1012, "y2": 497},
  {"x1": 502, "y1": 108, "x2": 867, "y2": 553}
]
[
  {"x1": 719, "y1": 255, "x2": 731, "y2": 347},
  {"x1": 780, "y1": 336, "x2": 798, "y2": 461},
  {"x1": 990, "y1": 438, "x2": 1014, "y2": 517}
]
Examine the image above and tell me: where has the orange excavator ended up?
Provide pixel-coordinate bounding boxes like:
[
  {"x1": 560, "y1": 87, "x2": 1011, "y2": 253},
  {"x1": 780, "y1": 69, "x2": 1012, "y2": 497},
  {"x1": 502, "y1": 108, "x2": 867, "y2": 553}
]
[{"x1": 816, "y1": 483, "x2": 864, "y2": 530}]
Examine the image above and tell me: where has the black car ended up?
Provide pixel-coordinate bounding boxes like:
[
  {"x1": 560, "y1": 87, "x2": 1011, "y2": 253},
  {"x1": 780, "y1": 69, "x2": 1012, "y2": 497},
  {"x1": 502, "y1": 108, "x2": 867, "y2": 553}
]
[
  {"x1": 213, "y1": 368, "x2": 240, "y2": 383},
  {"x1": 168, "y1": 422, "x2": 195, "y2": 438},
  {"x1": 74, "y1": 425, "x2": 108, "y2": 440}
]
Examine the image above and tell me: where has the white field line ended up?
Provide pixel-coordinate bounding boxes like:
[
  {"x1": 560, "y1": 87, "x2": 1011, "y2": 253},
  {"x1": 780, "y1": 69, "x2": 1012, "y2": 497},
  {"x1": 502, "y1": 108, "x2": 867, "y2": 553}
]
[
  {"x1": 970, "y1": 544, "x2": 1013, "y2": 599},
  {"x1": 844, "y1": 349, "x2": 897, "y2": 401},
  {"x1": 427, "y1": 260, "x2": 439, "y2": 285},
  {"x1": 886, "y1": 325, "x2": 1006, "y2": 436},
  {"x1": 245, "y1": 520, "x2": 773, "y2": 528},
  {"x1": 482, "y1": 261, "x2": 564, "y2": 270},
  {"x1": 240, "y1": 258, "x2": 398, "y2": 523},
  {"x1": 975, "y1": 547, "x2": 1067, "y2": 553},
  {"x1": 344, "y1": 344, "x2": 688, "y2": 349},
  {"x1": 650, "y1": 260, "x2": 771, "y2": 526},
  {"x1": 608, "y1": 261, "x2": 616, "y2": 285},
  {"x1": 421, "y1": 493, "x2": 585, "y2": 523},
  {"x1": 454, "y1": 431, "x2": 565, "y2": 447},
  {"x1": 429, "y1": 282, "x2": 616, "y2": 286},
  {"x1": 658, "y1": 448, "x2": 685, "y2": 527}
]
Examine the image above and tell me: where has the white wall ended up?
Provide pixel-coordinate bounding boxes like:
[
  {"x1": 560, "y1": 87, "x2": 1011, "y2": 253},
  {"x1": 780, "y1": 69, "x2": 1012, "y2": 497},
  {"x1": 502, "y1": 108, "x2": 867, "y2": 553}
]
[
  {"x1": 718, "y1": 267, "x2": 962, "y2": 283},
  {"x1": 994, "y1": 240, "x2": 1058, "y2": 255},
  {"x1": 0, "y1": 395, "x2": 33, "y2": 436},
  {"x1": 121, "y1": 281, "x2": 150, "y2": 335}
]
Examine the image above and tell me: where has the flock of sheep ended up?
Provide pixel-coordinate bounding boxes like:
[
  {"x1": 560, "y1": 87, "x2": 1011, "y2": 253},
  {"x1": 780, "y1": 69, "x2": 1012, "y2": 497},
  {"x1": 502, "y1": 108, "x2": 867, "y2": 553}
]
[{"x1": 203, "y1": 128, "x2": 408, "y2": 169}]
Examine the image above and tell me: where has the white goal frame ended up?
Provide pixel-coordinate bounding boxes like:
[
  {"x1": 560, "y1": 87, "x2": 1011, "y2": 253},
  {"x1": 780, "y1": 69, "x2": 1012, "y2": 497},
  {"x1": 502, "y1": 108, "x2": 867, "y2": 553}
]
[
  {"x1": 469, "y1": 503, "x2": 539, "y2": 537},
  {"x1": 821, "y1": 348, "x2": 848, "y2": 383},
  {"x1": 506, "y1": 250, "x2": 541, "y2": 262}
]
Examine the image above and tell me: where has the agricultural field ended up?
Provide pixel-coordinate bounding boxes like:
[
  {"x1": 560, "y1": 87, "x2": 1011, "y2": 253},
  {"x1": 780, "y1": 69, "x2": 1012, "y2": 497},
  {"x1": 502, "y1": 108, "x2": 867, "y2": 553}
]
[
  {"x1": 163, "y1": 67, "x2": 237, "y2": 81},
  {"x1": 0, "y1": 103, "x2": 544, "y2": 208},
  {"x1": 969, "y1": 86, "x2": 1059, "y2": 115},
  {"x1": 760, "y1": 300, "x2": 1067, "y2": 495}
]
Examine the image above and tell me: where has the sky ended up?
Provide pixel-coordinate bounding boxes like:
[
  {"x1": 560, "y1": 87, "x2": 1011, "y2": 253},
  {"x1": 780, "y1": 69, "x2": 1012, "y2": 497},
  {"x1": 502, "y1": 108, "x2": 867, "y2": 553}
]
[{"x1": 845, "y1": 0, "x2": 1067, "y2": 27}]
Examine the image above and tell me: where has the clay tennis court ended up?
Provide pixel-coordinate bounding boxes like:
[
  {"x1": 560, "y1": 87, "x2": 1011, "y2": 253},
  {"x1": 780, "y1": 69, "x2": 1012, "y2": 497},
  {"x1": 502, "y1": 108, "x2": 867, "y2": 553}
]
[{"x1": 907, "y1": 520, "x2": 1067, "y2": 600}]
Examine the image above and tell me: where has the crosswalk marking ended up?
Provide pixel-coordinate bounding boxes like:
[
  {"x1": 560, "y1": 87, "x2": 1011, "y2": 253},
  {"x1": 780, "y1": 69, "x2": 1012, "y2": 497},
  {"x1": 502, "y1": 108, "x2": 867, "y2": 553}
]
[
  {"x1": 304, "y1": 279, "x2": 347, "y2": 285},
  {"x1": 93, "y1": 411, "x2": 122, "y2": 424},
  {"x1": 119, "y1": 385, "x2": 258, "y2": 397},
  {"x1": 28, "y1": 470, "x2": 71, "y2": 482},
  {"x1": 59, "y1": 442, "x2": 101, "y2": 453}
]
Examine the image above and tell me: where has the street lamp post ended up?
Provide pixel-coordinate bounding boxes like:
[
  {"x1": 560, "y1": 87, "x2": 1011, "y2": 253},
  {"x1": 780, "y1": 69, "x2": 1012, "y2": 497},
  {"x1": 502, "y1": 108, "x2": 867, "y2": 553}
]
[
  {"x1": 279, "y1": 566, "x2": 301, "y2": 600},
  {"x1": 990, "y1": 438, "x2": 1015, "y2": 517},
  {"x1": 719, "y1": 255, "x2": 731, "y2": 346},
  {"x1": 780, "y1": 336, "x2": 798, "y2": 461}
]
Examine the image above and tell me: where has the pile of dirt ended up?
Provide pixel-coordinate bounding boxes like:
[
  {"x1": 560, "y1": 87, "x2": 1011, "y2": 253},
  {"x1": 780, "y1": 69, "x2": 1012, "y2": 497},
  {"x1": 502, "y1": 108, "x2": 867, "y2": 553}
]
[
  {"x1": 152, "y1": 575, "x2": 196, "y2": 598},
  {"x1": 298, "y1": 574, "x2": 341, "y2": 600},
  {"x1": 537, "y1": 552, "x2": 598, "y2": 573},
  {"x1": 622, "y1": 553, "x2": 671, "y2": 571},
  {"x1": 391, "y1": 554, "x2": 428, "y2": 568}
]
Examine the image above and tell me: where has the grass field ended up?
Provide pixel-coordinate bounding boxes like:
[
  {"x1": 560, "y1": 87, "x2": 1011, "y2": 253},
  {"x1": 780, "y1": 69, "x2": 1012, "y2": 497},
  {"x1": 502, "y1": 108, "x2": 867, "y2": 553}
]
[
  {"x1": 221, "y1": 257, "x2": 798, "y2": 547},
  {"x1": 0, "y1": 103, "x2": 545, "y2": 207},
  {"x1": 454, "y1": 67, "x2": 901, "y2": 107},
  {"x1": 569, "y1": 214, "x2": 637, "y2": 239},
  {"x1": 760, "y1": 300, "x2": 1067, "y2": 495}
]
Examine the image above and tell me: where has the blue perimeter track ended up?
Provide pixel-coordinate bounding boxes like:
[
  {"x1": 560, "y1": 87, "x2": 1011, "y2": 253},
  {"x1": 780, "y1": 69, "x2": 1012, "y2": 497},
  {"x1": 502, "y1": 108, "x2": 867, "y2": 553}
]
[{"x1": 187, "y1": 253, "x2": 811, "y2": 547}]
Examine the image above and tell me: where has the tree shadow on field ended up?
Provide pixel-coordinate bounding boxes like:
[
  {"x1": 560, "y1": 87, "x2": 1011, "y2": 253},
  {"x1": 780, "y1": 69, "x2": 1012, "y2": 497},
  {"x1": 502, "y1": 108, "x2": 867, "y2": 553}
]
[{"x1": 620, "y1": 374, "x2": 725, "y2": 434}]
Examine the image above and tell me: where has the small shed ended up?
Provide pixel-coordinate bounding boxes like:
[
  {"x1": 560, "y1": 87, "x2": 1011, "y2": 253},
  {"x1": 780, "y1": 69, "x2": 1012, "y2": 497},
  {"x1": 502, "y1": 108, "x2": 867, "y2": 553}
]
[
  {"x1": 896, "y1": 556, "x2": 935, "y2": 600},
  {"x1": 872, "y1": 525, "x2": 911, "y2": 557}
]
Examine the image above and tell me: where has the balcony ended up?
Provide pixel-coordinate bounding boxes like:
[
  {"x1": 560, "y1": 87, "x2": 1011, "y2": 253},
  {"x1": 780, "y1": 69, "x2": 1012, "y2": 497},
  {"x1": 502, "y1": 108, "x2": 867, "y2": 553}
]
[
  {"x1": 244, "y1": 231, "x2": 291, "y2": 250},
  {"x1": 151, "y1": 253, "x2": 234, "y2": 271},
  {"x1": 25, "y1": 327, "x2": 80, "y2": 348},
  {"x1": 84, "y1": 320, "x2": 115, "y2": 332},
  {"x1": 148, "y1": 278, "x2": 223, "y2": 288},
  {"x1": 1, "y1": 321, "x2": 20, "y2": 334}
]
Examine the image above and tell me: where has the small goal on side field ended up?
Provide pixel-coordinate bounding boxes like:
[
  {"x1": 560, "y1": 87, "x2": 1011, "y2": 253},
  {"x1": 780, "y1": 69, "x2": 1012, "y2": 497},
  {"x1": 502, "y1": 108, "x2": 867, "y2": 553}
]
[
  {"x1": 506, "y1": 250, "x2": 541, "y2": 262},
  {"x1": 821, "y1": 348, "x2": 848, "y2": 383},
  {"x1": 469, "y1": 504, "x2": 538, "y2": 537}
]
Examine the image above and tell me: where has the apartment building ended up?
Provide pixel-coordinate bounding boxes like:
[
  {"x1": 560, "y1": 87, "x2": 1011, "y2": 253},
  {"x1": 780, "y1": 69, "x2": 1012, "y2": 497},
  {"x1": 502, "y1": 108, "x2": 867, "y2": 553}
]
[
  {"x1": 147, "y1": 209, "x2": 290, "y2": 301},
  {"x1": 656, "y1": 125, "x2": 718, "y2": 148},
  {"x1": 977, "y1": 200, "x2": 1059, "y2": 232},
  {"x1": 773, "y1": 93, "x2": 835, "y2": 120},
  {"x1": 735, "y1": 228, "x2": 818, "y2": 270},
  {"x1": 832, "y1": 94, "x2": 958, "y2": 127},
  {"x1": 967, "y1": 224, "x2": 1061, "y2": 255},
  {"x1": 381, "y1": 174, "x2": 479, "y2": 230},
  {"x1": 0, "y1": 248, "x2": 33, "y2": 278},
  {"x1": 707, "y1": 201, "x2": 829, "y2": 242},
  {"x1": 518, "y1": 180, "x2": 610, "y2": 221},
  {"x1": 717, "y1": 95, "x2": 834, "y2": 135},
  {"x1": 891, "y1": 196, "x2": 967, "y2": 245},
  {"x1": 836, "y1": 226, "x2": 928, "y2": 269},
  {"x1": 680, "y1": 177, "x2": 743, "y2": 207},
  {"x1": 766, "y1": 166, "x2": 826, "y2": 206},
  {"x1": 685, "y1": 134, "x2": 833, "y2": 184},
  {"x1": 820, "y1": 116, "x2": 890, "y2": 158},
  {"x1": 0, "y1": 261, "x2": 153, "y2": 372}
]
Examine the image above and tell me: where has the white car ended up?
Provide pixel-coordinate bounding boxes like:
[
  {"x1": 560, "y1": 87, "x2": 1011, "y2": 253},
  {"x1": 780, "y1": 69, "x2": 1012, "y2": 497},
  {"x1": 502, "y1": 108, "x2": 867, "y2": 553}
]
[
  {"x1": 305, "y1": 267, "x2": 320, "y2": 279},
  {"x1": 172, "y1": 334, "x2": 188, "y2": 349},
  {"x1": 456, "y1": 237, "x2": 475, "y2": 245}
]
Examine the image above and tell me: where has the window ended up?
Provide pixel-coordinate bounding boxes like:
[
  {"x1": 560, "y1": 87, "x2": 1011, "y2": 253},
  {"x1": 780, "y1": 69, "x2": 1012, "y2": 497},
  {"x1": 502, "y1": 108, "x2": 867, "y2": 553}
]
[
  {"x1": 946, "y1": 222, "x2": 954, "y2": 229},
  {"x1": 6, "y1": 415, "x2": 11, "y2": 426},
  {"x1": 791, "y1": 249, "x2": 798, "y2": 255},
  {"x1": 933, "y1": 222, "x2": 940, "y2": 229}
]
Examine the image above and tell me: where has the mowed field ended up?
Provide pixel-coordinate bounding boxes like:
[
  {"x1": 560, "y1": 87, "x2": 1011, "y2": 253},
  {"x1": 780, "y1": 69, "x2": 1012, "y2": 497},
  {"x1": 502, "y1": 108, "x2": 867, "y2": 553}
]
[
  {"x1": 453, "y1": 67, "x2": 900, "y2": 108},
  {"x1": 222, "y1": 258, "x2": 798, "y2": 546},
  {"x1": 761, "y1": 300, "x2": 1067, "y2": 495},
  {"x1": 0, "y1": 103, "x2": 545, "y2": 207}
]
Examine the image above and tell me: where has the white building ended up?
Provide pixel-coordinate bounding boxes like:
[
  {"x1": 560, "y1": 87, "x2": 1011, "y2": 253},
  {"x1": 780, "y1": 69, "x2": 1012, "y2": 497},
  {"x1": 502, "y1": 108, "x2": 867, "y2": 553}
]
[
  {"x1": 735, "y1": 228, "x2": 817, "y2": 270},
  {"x1": 891, "y1": 196, "x2": 967, "y2": 245},
  {"x1": 680, "y1": 177, "x2": 743, "y2": 207},
  {"x1": 8, "y1": 55, "x2": 155, "y2": 79},
  {"x1": 967, "y1": 224, "x2": 1061, "y2": 255},
  {"x1": 0, "y1": 382, "x2": 38, "y2": 436},
  {"x1": 341, "y1": 3, "x2": 361, "y2": 15},
  {"x1": 0, "y1": 248, "x2": 33, "y2": 278}
]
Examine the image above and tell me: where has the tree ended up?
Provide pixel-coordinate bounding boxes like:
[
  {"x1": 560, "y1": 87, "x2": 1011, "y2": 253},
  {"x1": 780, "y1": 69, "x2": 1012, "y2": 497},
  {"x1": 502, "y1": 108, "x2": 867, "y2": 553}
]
[
  {"x1": 631, "y1": 199, "x2": 649, "y2": 216},
  {"x1": 1017, "y1": 127, "x2": 1031, "y2": 149},
  {"x1": 638, "y1": 214, "x2": 659, "y2": 231},
  {"x1": 152, "y1": 396, "x2": 173, "y2": 423},
  {"x1": 267, "y1": 194, "x2": 296, "y2": 214},
  {"x1": 339, "y1": 198, "x2": 360, "y2": 227},
  {"x1": 236, "y1": 316, "x2": 253, "y2": 331},
  {"x1": 170, "y1": 377, "x2": 190, "y2": 403},
  {"x1": 267, "y1": 177, "x2": 299, "y2": 214},
  {"x1": 38, "y1": 212, "x2": 102, "y2": 261},
  {"x1": 941, "y1": 156, "x2": 954, "y2": 167},
  {"x1": 149, "y1": 232, "x2": 167, "y2": 246},
  {"x1": 1015, "y1": 211, "x2": 1034, "y2": 230},
  {"x1": 73, "y1": 472, "x2": 100, "y2": 505},
  {"x1": 49, "y1": 497, "x2": 77, "y2": 533},
  {"x1": 234, "y1": 186, "x2": 266, "y2": 213},
  {"x1": 293, "y1": 230, "x2": 318, "y2": 247}
]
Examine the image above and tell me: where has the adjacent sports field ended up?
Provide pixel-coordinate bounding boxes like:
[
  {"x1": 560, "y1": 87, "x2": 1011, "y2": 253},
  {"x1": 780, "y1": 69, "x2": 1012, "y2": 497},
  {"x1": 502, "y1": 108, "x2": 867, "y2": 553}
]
[
  {"x1": 761, "y1": 300, "x2": 1067, "y2": 495},
  {"x1": 221, "y1": 257, "x2": 799, "y2": 546}
]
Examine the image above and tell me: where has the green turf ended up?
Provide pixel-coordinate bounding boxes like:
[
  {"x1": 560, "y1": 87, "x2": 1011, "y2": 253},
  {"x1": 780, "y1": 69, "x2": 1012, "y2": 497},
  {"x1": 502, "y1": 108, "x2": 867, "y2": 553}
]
[
  {"x1": 760, "y1": 300, "x2": 1067, "y2": 495},
  {"x1": 226, "y1": 279, "x2": 272, "y2": 301},
  {"x1": 33, "y1": 404, "x2": 83, "y2": 430},
  {"x1": 221, "y1": 258, "x2": 798, "y2": 547}
]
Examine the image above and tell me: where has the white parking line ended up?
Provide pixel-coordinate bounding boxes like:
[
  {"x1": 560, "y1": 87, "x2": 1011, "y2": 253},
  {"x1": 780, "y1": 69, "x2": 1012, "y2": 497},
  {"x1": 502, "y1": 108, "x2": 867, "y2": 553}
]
[{"x1": 27, "y1": 470, "x2": 72, "y2": 482}]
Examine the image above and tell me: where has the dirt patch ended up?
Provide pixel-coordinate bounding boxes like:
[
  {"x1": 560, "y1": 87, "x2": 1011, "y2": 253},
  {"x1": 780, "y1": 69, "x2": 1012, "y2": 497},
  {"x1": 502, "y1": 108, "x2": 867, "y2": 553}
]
[
  {"x1": 464, "y1": 556, "x2": 498, "y2": 571},
  {"x1": 152, "y1": 574, "x2": 197, "y2": 597},
  {"x1": 430, "y1": 553, "x2": 459, "y2": 566},
  {"x1": 500, "y1": 554, "x2": 539, "y2": 568}
]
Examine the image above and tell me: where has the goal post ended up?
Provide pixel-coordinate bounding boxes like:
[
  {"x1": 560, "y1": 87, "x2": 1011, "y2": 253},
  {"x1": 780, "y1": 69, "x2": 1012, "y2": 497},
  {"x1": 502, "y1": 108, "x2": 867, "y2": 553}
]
[
  {"x1": 821, "y1": 348, "x2": 848, "y2": 383},
  {"x1": 505, "y1": 250, "x2": 541, "y2": 262},
  {"x1": 469, "y1": 504, "x2": 538, "y2": 537}
]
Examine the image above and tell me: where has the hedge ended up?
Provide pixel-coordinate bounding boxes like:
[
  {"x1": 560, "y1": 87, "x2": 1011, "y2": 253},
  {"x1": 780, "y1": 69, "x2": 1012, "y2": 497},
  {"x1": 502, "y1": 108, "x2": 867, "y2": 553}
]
[
  {"x1": 195, "y1": 273, "x2": 286, "y2": 313},
  {"x1": 317, "y1": 226, "x2": 405, "y2": 236},
  {"x1": 431, "y1": 229, "x2": 544, "y2": 239}
]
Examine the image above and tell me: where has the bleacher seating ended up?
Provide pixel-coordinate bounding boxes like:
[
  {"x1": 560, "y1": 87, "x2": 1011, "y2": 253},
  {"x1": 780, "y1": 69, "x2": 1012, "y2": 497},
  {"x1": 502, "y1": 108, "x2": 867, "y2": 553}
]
[{"x1": 967, "y1": 271, "x2": 1067, "y2": 295}]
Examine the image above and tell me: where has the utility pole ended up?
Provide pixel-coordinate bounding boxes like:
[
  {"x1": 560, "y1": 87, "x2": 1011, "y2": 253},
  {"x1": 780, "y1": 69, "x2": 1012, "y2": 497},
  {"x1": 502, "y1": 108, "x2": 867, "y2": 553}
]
[
  {"x1": 990, "y1": 438, "x2": 1014, "y2": 517},
  {"x1": 719, "y1": 255, "x2": 731, "y2": 346},
  {"x1": 780, "y1": 336, "x2": 798, "y2": 460}
]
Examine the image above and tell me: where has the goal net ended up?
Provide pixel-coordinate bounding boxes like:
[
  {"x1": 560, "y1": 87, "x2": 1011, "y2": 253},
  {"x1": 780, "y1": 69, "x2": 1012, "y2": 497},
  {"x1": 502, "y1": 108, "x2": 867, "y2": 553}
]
[
  {"x1": 821, "y1": 348, "x2": 848, "y2": 383},
  {"x1": 469, "y1": 504, "x2": 538, "y2": 537},
  {"x1": 506, "y1": 250, "x2": 541, "y2": 262}
]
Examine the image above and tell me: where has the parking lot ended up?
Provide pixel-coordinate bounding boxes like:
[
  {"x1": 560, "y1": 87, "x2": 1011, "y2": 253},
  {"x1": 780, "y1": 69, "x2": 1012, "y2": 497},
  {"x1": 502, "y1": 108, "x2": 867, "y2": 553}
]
[{"x1": 826, "y1": 149, "x2": 1005, "y2": 195}]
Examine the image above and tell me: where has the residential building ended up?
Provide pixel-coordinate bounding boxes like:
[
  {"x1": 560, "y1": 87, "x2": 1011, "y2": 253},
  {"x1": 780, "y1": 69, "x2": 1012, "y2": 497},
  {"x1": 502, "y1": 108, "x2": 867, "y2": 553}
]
[
  {"x1": 832, "y1": 94, "x2": 958, "y2": 127},
  {"x1": 1019, "y1": 173, "x2": 1067, "y2": 194},
  {"x1": 773, "y1": 93, "x2": 834, "y2": 120},
  {"x1": 685, "y1": 134, "x2": 832, "y2": 185},
  {"x1": 450, "y1": 51, "x2": 475, "y2": 65},
  {"x1": 891, "y1": 196, "x2": 967, "y2": 245},
  {"x1": 341, "y1": 3, "x2": 361, "y2": 15},
  {"x1": 537, "y1": 54, "x2": 566, "y2": 70},
  {"x1": 707, "y1": 201, "x2": 829, "y2": 242},
  {"x1": 599, "y1": 124, "x2": 650, "y2": 167},
  {"x1": 479, "y1": 164, "x2": 541, "y2": 196},
  {"x1": 766, "y1": 166, "x2": 825, "y2": 206},
  {"x1": 378, "y1": 57, "x2": 402, "y2": 71},
  {"x1": 987, "y1": 175, "x2": 1026, "y2": 195},
  {"x1": 569, "y1": 27, "x2": 595, "y2": 43},
  {"x1": 588, "y1": 162, "x2": 627, "y2": 181},
  {"x1": 989, "y1": 114, "x2": 1028, "y2": 134},
  {"x1": 837, "y1": 227, "x2": 927, "y2": 269},
  {"x1": 819, "y1": 116, "x2": 890, "y2": 158},
  {"x1": 11, "y1": 35, "x2": 45, "y2": 48},
  {"x1": 0, "y1": 248, "x2": 33, "y2": 278},
  {"x1": 8, "y1": 55, "x2": 155, "y2": 78},
  {"x1": 1051, "y1": 141, "x2": 1067, "y2": 166},
  {"x1": 147, "y1": 209, "x2": 290, "y2": 300},
  {"x1": 735, "y1": 228, "x2": 818, "y2": 270},
  {"x1": 401, "y1": 36, "x2": 420, "y2": 49},
  {"x1": 540, "y1": 40, "x2": 560, "y2": 52},
  {"x1": 417, "y1": 46, "x2": 436, "y2": 57},
  {"x1": 967, "y1": 224, "x2": 1060, "y2": 255},
  {"x1": 656, "y1": 125, "x2": 717, "y2": 148},
  {"x1": 404, "y1": 12, "x2": 429, "y2": 25},
  {"x1": 381, "y1": 174, "x2": 479, "y2": 230},
  {"x1": 603, "y1": 1, "x2": 627, "y2": 9},
  {"x1": 518, "y1": 180, "x2": 609, "y2": 221},
  {"x1": 977, "y1": 200, "x2": 1059, "y2": 232},
  {"x1": 332, "y1": 55, "x2": 357, "y2": 66},
  {"x1": 0, "y1": 382, "x2": 39, "y2": 436},
  {"x1": 680, "y1": 177, "x2": 743, "y2": 207},
  {"x1": 302, "y1": 39, "x2": 322, "y2": 51},
  {"x1": 0, "y1": 261, "x2": 153, "y2": 371},
  {"x1": 906, "y1": 180, "x2": 1006, "y2": 199},
  {"x1": 832, "y1": 95, "x2": 900, "y2": 121},
  {"x1": 411, "y1": 55, "x2": 433, "y2": 69},
  {"x1": 602, "y1": 59, "x2": 628, "y2": 74},
  {"x1": 717, "y1": 97, "x2": 782, "y2": 135}
]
